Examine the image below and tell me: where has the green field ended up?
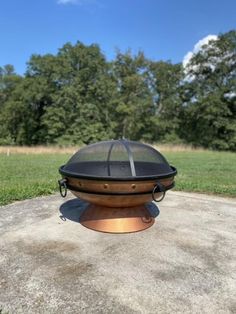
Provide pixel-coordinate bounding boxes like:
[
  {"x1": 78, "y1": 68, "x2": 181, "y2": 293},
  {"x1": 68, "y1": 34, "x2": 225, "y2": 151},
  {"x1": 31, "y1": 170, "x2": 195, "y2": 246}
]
[
  {"x1": 0, "y1": 150, "x2": 235, "y2": 206},
  {"x1": 165, "y1": 151, "x2": 236, "y2": 197}
]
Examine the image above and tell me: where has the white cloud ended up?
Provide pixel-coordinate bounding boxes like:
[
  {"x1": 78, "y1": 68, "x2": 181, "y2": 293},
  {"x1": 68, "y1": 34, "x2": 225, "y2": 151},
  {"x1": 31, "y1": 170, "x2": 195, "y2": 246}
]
[
  {"x1": 183, "y1": 51, "x2": 194, "y2": 68},
  {"x1": 57, "y1": 0, "x2": 82, "y2": 5},
  {"x1": 57, "y1": 0, "x2": 99, "y2": 5},
  {"x1": 224, "y1": 92, "x2": 236, "y2": 99},
  {"x1": 183, "y1": 35, "x2": 218, "y2": 68}
]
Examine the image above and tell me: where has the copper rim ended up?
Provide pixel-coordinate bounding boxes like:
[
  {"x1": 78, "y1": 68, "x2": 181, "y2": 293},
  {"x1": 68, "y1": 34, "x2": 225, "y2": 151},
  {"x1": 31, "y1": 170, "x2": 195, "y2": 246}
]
[
  {"x1": 66, "y1": 177, "x2": 174, "y2": 194},
  {"x1": 71, "y1": 190, "x2": 163, "y2": 207}
]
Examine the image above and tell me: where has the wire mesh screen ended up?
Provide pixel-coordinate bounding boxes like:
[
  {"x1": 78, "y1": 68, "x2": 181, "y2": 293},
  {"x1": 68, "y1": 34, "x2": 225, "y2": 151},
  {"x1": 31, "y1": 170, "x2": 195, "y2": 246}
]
[{"x1": 62, "y1": 139, "x2": 173, "y2": 178}]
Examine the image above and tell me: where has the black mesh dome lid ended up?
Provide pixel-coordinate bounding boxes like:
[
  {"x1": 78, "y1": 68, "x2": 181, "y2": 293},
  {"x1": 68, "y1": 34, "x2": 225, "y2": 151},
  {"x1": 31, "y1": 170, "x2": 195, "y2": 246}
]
[{"x1": 59, "y1": 139, "x2": 177, "y2": 181}]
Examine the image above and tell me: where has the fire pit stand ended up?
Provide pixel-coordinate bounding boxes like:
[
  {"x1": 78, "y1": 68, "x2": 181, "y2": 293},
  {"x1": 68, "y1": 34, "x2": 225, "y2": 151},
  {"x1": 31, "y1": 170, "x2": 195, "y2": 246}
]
[{"x1": 58, "y1": 139, "x2": 177, "y2": 233}]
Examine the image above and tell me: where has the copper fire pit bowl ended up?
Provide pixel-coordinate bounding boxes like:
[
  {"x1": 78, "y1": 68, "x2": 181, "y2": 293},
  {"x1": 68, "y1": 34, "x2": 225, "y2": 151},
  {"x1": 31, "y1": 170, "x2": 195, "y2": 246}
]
[{"x1": 58, "y1": 139, "x2": 177, "y2": 233}]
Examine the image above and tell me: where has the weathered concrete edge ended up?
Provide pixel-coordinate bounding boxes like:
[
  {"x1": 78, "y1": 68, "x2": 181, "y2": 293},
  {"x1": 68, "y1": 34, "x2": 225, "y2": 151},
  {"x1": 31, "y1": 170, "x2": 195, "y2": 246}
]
[{"x1": 170, "y1": 190, "x2": 236, "y2": 204}]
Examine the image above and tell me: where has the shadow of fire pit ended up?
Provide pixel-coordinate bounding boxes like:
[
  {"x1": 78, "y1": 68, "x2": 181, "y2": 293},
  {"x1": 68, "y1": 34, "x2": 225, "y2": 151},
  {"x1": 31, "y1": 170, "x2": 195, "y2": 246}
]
[
  {"x1": 59, "y1": 198, "x2": 160, "y2": 224},
  {"x1": 59, "y1": 198, "x2": 89, "y2": 223}
]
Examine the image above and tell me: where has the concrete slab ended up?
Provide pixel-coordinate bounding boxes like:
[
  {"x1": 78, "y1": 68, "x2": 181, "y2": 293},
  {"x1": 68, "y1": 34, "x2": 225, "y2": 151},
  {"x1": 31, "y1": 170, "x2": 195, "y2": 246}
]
[{"x1": 0, "y1": 191, "x2": 236, "y2": 314}]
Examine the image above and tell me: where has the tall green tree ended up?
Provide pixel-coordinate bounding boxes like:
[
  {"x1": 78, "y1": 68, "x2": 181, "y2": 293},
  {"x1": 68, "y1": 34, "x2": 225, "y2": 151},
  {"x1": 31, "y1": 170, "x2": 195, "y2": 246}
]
[
  {"x1": 41, "y1": 42, "x2": 116, "y2": 144},
  {"x1": 0, "y1": 65, "x2": 21, "y2": 101},
  {"x1": 111, "y1": 50, "x2": 155, "y2": 141},
  {"x1": 0, "y1": 65, "x2": 22, "y2": 144},
  {"x1": 180, "y1": 30, "x2": 236, "y2": 150},
  {"x1": 148, "y1": 61, "x2": 183, "y2": 142}
]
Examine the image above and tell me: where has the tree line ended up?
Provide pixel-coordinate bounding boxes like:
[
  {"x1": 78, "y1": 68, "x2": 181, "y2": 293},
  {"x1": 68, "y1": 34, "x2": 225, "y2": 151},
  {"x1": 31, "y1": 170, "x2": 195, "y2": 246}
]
[{"x1": 0, "y1": 30, "x2": 235, "y2": 151}]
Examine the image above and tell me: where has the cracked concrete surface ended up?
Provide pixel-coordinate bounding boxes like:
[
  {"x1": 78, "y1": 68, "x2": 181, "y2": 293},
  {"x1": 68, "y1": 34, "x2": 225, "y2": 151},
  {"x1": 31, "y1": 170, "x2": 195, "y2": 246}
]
[{"x1": 0, "y1": 191, "x2": 236, "y2": 314}]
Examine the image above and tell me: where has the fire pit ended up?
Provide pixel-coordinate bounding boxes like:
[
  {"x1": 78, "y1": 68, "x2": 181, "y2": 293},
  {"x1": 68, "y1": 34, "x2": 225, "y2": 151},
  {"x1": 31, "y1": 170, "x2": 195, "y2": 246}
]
[{"x1": 58, "y1": 139, "x2": 177, "y2": 233}]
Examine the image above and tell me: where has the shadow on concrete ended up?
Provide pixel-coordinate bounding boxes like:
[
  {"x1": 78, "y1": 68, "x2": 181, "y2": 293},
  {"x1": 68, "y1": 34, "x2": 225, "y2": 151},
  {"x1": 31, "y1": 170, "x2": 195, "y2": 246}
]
[
  {"x1": 59, "y1": 198, "x2": 89, "y2": 223},
  {"x1": 59, "y1": 198, "x2": 160, "y2": 223},
  {"x1": 146, "y1": 202, "x2": 160, "y2": 218}
]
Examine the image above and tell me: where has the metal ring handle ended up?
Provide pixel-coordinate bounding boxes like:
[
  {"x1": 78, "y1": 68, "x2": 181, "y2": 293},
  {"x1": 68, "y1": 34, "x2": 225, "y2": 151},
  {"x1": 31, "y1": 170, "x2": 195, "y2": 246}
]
[
  {"x1": 152, "y1": 182, "x2": 166, "y2": 202},
  {"x1": 58, "y1": 179, "x2": 67, "y2": 198}
]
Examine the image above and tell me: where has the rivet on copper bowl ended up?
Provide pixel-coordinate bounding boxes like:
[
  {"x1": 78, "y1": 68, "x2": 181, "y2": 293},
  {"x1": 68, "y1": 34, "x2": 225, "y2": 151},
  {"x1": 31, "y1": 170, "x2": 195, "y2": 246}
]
[{"x1": 58, "y1": 139, "x2": 177, "y2": 233}]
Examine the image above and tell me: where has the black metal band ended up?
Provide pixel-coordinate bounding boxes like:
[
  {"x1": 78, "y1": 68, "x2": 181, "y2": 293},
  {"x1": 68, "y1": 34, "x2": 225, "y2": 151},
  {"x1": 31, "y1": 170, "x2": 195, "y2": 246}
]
[{"x1": 59, "y1": 165, "x2": 177, "y2": 181}]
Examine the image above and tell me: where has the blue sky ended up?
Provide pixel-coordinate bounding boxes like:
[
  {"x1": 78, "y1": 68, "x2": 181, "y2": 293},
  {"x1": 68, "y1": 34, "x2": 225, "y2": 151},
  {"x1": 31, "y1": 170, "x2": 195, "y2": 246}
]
[{"x1": 0, "y1": 0, "x2": 235, "y2": 74}]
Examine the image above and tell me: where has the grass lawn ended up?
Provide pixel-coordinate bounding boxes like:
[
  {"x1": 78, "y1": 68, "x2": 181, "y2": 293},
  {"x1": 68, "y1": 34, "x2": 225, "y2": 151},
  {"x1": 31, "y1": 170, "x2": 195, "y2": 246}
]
[
  {"x1": 0, "y1": 154, "x2": 70, "y2": 206},
  {"x1": 165, "y1": 151, "x2": 236, "y2": 197},
  {"x1": 0, "y1": 150, "x2": 235, "y2": 206}
]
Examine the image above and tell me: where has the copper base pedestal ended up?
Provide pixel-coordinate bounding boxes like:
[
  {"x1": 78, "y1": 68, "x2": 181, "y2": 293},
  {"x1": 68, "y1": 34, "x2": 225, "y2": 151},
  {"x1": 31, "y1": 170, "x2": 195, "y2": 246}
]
[{"x1": 79, "y1": 204, "x2": 155, "y2": 233}]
